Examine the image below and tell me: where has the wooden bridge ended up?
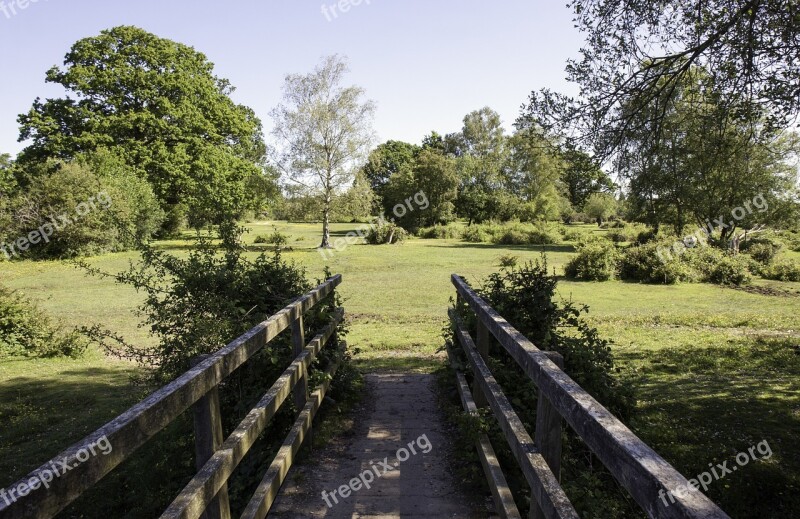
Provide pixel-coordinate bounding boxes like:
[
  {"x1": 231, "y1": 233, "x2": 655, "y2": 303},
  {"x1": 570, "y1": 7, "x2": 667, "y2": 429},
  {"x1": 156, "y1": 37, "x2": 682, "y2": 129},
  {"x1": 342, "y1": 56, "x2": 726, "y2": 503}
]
[{"x1": 0, "y1": 275, "x2": 731, "y2": 519}]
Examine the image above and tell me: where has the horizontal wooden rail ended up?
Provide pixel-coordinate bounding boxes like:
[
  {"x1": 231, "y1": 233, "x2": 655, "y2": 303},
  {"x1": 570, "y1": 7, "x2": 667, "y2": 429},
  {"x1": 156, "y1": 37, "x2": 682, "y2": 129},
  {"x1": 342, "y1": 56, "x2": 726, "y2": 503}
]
[
  {"x1": 161, "y1": 309, "x2": 344, "y2": 519},
  {"x1": 451, "y1": 310, "x2": 578, "y2": 519},
  {"x1": 241, "y1": 344, "x2": 345, "y2": 519},
  {"x1": 445, "y1": 340, "x2": 521, "y2": 519},
  {"x1": 0, "y1": 275, "x2": 342, "y2": 519},
  {"x1": 451, "y1": 274, "x2": 731, "y2": 519}
]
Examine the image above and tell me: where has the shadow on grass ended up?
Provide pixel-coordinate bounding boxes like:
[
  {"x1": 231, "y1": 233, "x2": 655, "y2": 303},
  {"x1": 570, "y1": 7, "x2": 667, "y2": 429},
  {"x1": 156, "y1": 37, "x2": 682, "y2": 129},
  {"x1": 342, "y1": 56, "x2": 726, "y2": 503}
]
[
  {"x1": 0, "y1": 367, "x2": 140, "y2": 488},
  {"x1": 616, "y1": 337, "x2": 800, "y2": 517},
  {"x1": 424, "y1": 242, "x2": 576, "y2": 254}
]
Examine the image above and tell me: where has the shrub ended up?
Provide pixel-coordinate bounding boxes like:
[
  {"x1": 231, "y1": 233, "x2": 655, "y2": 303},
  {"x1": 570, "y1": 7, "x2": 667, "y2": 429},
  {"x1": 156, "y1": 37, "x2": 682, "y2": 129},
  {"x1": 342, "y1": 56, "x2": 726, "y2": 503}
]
[
  {"x1": 497, "y1": 254, "x2": 519, "y2": 268},
  {"x1": 254, "y1": 227, "x2": 289, "y2": 248},
  {"x1": 416, "y1": 223, "x2": 462, "y2": 239},
  {"x1": 528, "y1": 226, "x2": 563, "y2": 245},
  {"x1": 705, "y1": 254, "x2": 753, "y2": 285},
  {"x1": 685, "y1": 247, "x2": 753, "y2": 286},
  {"x1": 602, "y1": 223, "x2": 649, "y2": 244},
  {"x1": 472, "y1": 260, "x2": 635, "y2": 418},
  {"x1": 618, "y1": 239, "x2": 754, "y2": 286},
  {"x1": 606, "y1": 229, "x2": 630, "y2": 243},
  {"x1": 635, "y1": 229, "x2": 657, "y2": 244},
  {"x1": 566, "y1": 212, "x2": 595, "y2": 224},
  {"x1": 462, "y1": 225, "x2": 491, "y2": 243},
  {"x1": 742, "y1": 240, "x2": 782, "y2": 265},
  {"x1": 762, "y1": 260, "x2": 800, "y2": 282},
  {"x1": 498, "y1": 228, "x2": 529, "y2": 245},
  {"x1": 618, "y1": 241, "x2": 696, "y2": 284},
  {"x1": 461, "y1": 222, "x2": 562, "y2": 246},
  {"x1": 0, "y1": 286, "x2": 87, "y2": 358},
  {"x1": 365, "y1": 222, "x2": 408, "y2": 244},
  {"x1": 564, "y1": 238, "x2": 619, "y2": 281},
  {"x1": 4, "y1": 159, "x2": 163, "y2": 258}
]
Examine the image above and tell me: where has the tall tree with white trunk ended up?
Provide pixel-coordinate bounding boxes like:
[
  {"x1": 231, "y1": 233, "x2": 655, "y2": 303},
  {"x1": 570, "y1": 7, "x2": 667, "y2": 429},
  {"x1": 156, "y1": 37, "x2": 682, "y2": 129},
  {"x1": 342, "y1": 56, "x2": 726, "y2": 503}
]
[{"x1": 270, "y1": 55, "x2": 376, "y2": 248}]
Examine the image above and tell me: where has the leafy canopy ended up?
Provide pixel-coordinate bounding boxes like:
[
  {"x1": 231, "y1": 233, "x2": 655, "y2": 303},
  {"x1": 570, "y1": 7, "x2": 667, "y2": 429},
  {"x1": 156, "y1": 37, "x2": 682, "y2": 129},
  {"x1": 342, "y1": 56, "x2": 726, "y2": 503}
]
[
  {"x1": 522, "y1": 0, "x2": 800, "y2": 160},
  {"x1": 17, "y1": 26, "x2": 270, "y2": 226}
]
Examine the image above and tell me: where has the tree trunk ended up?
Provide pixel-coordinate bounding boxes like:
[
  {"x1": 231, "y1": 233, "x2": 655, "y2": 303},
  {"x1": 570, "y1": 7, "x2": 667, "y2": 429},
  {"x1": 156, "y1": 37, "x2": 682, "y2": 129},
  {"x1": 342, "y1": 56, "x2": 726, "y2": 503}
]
[
  {"x1": 320, "y1": 202, "x2": 331, "y2": 249},
  {"x1": 320, "y1": 171, "x2": 333, "y2": 249}
]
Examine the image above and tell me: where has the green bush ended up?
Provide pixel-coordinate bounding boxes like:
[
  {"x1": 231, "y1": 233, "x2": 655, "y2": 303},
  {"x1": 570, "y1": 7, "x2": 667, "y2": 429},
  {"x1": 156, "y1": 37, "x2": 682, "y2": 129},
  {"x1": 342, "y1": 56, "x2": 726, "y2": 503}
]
[
  {"x1": 684, "y1": 247, "x2": 753, "y2": 286},
  {"x1": 762, "y1": 260, "x2": 800, "y2": 282},
  {"x1": 253, "y1": 227, "x2": 289, "y2": 248},
  {"x1": 498, "y1": 228, "x2": 530, "y2": 245},
  {"x1": 635, "y1": 229, "x2": 657, "y2": 244},
  {"x1": 564, "y1": 238, "x2": 619, "y2": 281},
  {"x1": 365, "y1": 222, "x2": 408, "y2": 244},
  {"x1": 566, "y1": 212, "x2": 595, "y2": 224},
  {"x1": 497, "y1": 254, "x2": 519, "y2": 268},
  {"x1": 416, "y1": 223, "x2": 462, "y2": 239},
  {"x1": 618, "y1": 239, "x2": 754, "y2": 286},
  {"x1": 618, "y1": 241, "x2": 697, "y2": 284},
  {"x1": 706, "y1": 254, "x2": 753, "y2": 285},
  {"x1": 0, "y1": 286, "x2": 87, "y2": 358},
  {"x1": 461, "y1": 222, "x2": 562, "y2": 246},
  {"x1": 471, "y1": 260, "x2": 635, "y2": 417},
  {"x1": 742, "y1": 240, "x2": 782, "y2": 265},
  {"x1": 4, "y1": 159, "x2": 163, "y2": 259}
]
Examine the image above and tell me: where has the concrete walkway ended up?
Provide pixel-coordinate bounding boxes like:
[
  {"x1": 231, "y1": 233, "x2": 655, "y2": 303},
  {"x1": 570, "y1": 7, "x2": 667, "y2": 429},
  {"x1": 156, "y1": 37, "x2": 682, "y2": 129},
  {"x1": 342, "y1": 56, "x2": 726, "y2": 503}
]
[{"x1": 269, "y1": 373, "x2": 492, "y2": 518}]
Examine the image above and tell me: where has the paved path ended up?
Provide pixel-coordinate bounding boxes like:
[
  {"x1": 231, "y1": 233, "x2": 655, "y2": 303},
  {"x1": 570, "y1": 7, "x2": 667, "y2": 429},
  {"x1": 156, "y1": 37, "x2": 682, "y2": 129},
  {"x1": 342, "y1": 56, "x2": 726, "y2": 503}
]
[{"x1": 269, "y1": 373, "x2": 492, "y2": 518}]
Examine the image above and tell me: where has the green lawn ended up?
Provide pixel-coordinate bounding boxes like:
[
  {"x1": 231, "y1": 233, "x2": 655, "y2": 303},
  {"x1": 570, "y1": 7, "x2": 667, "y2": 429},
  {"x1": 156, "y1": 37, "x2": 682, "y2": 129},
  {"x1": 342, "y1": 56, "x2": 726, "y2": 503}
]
[{"x1": 1, "y1": 221, "x2": 798, "y2": 516}]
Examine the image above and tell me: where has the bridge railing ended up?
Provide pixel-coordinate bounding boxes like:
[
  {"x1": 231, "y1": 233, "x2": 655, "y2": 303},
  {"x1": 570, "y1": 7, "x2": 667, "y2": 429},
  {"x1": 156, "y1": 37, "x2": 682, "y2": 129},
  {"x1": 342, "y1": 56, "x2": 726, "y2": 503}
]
[
  {"x1": 449, "y1": 274, "x2": 731, "y2": 519},
  {"x1": 0, "y1": 275, "x2": 344, "y2": 519}
]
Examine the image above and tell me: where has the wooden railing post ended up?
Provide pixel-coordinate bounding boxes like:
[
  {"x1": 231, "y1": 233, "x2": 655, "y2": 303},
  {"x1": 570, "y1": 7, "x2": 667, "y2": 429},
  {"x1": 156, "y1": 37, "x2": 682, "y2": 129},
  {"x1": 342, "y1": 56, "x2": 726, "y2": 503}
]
[
  {"x1": 530, "y1": 351, "x2": 564, "y2": 519},
  {"x1": 291, "y1": 309, "x2": 308, "y2": 410},
  {"x1": 475, "y1": 319, "x2": 491, "y2": 408},
  {"x1": 191, "y1": 356, "x2": 231, "y2": 519}
]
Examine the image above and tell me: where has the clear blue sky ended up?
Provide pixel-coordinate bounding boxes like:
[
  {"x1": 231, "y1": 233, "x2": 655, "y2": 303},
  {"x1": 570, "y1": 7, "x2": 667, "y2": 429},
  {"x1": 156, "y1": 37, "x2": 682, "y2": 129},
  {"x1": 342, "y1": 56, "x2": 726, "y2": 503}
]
[{"x1": 0, "y1": 0, "x2": 583, "y2": 156}]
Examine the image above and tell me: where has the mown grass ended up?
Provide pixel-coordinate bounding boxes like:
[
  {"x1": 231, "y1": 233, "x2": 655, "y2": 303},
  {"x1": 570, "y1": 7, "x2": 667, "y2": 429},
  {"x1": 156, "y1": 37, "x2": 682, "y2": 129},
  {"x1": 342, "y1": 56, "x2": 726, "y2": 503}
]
[{"x1": 1, "y1": 221, "x2": 798, "y2": 516}]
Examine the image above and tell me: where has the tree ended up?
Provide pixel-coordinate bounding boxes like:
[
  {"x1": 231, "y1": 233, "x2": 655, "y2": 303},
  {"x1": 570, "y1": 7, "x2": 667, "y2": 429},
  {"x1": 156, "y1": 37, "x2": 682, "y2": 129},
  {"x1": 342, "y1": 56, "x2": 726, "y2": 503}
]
[
  {"x1": 0, "y1": 154, "x2": 14, "y2": 197},
  {"x1": 559, "y1": 144, "x2": 614, "y2": 208},
  {"x1": 522, "y1": 0, "x2": 800, "y2": 161},
  {"x1": 453, "y1": 108, "x2": 511, "y2": 223},
  {"x1": 584, "y1": 193, "x2": 618, "y2": 226},
  {"x1": 505, "y1": 128, "x2": 571, "y2": 222},
  {"x1": 362, "y1": 140, "x2": 420, "y2": 205},
  {"x1": 383, "y1": 149, "x2": 458, "y2": 230},
  {"x1": 615, "y1": 67, "x2": 799, "y2": 239},
  {"x1": 270, "y1": 55, "x2": 376, "y2": 248},
  {"x1": 332, "y1": 170, "x2": 376, "y2": 222},
  {"x1": 17, "y1": 26, "x2": 269, "y2": 229}
]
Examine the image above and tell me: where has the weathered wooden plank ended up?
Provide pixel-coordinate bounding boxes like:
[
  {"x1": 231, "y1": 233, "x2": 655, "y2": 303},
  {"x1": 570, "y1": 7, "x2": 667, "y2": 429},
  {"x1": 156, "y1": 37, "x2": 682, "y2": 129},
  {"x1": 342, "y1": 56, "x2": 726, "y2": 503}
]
[
  {"x1": 447, "y1": 343, "x2": 522, "y2": 519},
  {"x1": 452, "y1": 274, "x2": 731, "y2": 519},
  {"x1": 160, "y1": 309, "x2": 344, "y2": 519},
  {"x1": 0, "y1": 275, "x2": 342, "y2": 519},
  {"x1": 531, "y1": 352, "x2": 564, "y2": 519},
  {"x1": 190, "y1": 356, "x2": 230, "y2": 519},
  {"x1": 451, "y1": 310, "x2": 578, "y2": 519},
  {"x1": 291, "y1": 311, "x2": 307, "y2": 410},
  {"x1": 478, "y1": 436, "x2": 522, "y2": 519},
  {"x1": 240, "y1": 346, "x2": 344, "y2": 519},
  {"x1": 475, "y1": 320, "x2": 490, "y2": 408}
]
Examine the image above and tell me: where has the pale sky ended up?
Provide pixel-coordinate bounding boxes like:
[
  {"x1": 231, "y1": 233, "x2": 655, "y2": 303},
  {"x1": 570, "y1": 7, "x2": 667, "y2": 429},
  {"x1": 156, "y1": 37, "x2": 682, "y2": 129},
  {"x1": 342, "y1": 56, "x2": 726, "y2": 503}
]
[{"x1": 0, "y1": 0, "x2": 584, "y2": 156}]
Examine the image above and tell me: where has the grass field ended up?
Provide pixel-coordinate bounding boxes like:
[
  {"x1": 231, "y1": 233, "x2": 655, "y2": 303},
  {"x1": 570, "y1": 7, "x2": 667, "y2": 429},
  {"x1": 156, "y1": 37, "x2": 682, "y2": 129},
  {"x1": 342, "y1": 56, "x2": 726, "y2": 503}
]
[{"x1": 1, "y1": 221, "x2": 799, "y2": 516}]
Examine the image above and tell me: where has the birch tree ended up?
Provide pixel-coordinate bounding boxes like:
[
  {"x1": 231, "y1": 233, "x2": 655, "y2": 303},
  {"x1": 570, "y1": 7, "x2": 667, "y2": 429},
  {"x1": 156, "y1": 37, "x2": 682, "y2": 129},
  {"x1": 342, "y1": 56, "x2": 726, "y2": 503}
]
[{"x1": 270, "y1": 55, "x2": 376, "y2": 248}]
